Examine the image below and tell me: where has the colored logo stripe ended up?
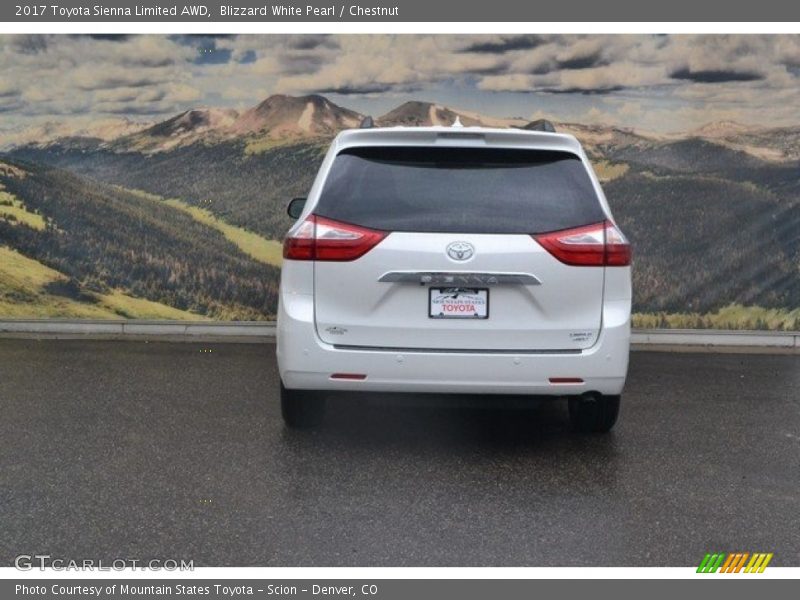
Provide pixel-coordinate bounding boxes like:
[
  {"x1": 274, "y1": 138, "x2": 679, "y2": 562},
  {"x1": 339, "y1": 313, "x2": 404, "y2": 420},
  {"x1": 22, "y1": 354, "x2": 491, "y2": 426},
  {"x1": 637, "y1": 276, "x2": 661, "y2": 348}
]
[
  {"x1": 697, "y1": 553, "x2": 726, "y2": 573},
  {"x1": 720, "y1": 553, "x2": 737, "y2": 573},
  {"x1": 745, "y1": 553, "x2": 773, "y2": 573},
  {"x1": 697, "y1": 552, "x2": 773, "y2": 573},
  {"x1": 733, "y1": 553, "x2": 750, "y2": 573}
]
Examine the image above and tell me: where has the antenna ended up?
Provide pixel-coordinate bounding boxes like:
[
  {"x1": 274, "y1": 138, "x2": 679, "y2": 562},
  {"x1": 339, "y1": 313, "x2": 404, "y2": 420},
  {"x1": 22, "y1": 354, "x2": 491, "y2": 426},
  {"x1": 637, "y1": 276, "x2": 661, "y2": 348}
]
[
  {"x1": 452, "y1": 116, "x2": 463, "y2": 128},
  {"x1": 359, "y1": 116, "x2": 374, "y2": 129}
]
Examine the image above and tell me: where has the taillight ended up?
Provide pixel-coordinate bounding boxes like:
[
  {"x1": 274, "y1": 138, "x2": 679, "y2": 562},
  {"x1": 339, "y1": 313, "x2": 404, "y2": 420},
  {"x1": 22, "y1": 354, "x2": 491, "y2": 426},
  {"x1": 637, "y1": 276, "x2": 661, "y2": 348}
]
[
  {"x1": 283, "y1": 215, "x2": 387, "y2": 261},
  {"x1": 603, "y1": 222, "x2": 631, "y2": 266},
  {"x1": 534, "y1": 220, "x2": 631, "y2": 267},
  {"x1": 282, "y1": 217, "x2": 315, "y2": 260}
]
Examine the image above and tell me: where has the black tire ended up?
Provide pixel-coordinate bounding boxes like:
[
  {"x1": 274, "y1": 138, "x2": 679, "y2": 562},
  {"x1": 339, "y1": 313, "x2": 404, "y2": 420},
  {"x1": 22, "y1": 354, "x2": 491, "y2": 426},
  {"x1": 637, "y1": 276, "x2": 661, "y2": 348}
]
[
  {"x1": 280, "y1": 382, "x2": 326, "y2": 428},
  {"x1": 568, "y1": 394, "x2": 620, "y2": 433}
]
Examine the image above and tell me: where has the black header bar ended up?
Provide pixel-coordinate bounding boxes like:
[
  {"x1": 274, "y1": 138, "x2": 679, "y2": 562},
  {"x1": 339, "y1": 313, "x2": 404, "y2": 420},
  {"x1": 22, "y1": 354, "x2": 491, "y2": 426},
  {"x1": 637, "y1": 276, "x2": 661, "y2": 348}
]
[{"x1": 4, "y1": 0, "x2": 800, "y2": 22}]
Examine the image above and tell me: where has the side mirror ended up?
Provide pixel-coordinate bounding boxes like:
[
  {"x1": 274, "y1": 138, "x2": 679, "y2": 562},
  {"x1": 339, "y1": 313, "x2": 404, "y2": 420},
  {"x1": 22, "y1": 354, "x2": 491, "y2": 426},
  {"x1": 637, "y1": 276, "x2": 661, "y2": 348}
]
[{"x1": 287, "y1": 197, "x2": 306, "y2": 219}]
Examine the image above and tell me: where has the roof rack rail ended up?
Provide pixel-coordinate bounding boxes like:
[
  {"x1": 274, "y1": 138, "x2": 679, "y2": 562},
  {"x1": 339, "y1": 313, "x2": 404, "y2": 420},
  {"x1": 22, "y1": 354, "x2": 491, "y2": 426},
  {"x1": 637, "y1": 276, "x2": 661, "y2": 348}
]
[
  {"x1": 359, "y1": 116, "x2": 374, "y2": 129},
  {"x1": 522, "y1": 119, "x2": 556, "y2": 133}
]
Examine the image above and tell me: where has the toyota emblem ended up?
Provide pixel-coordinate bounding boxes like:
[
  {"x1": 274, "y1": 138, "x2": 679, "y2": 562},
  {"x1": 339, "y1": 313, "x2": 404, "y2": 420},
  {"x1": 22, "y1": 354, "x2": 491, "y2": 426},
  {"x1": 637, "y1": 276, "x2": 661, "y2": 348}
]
[{"x1": 446, "y1": 241, "x2": 475, "y2": 262}]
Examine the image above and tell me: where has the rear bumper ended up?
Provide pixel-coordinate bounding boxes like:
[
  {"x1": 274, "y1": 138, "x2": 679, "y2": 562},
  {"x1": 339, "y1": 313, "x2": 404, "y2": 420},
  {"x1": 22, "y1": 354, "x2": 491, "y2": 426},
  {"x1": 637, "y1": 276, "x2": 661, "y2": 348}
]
[{"x1": 277, "y1": 294, "x2": 630, "y2": 396}]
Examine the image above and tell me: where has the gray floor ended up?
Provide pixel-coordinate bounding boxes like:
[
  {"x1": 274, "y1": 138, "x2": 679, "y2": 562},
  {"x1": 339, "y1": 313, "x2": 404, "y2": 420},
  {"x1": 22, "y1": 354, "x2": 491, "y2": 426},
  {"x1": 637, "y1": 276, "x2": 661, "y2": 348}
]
[{"x1": 0, "y1": 339, "x2": 798, "y2": 566}]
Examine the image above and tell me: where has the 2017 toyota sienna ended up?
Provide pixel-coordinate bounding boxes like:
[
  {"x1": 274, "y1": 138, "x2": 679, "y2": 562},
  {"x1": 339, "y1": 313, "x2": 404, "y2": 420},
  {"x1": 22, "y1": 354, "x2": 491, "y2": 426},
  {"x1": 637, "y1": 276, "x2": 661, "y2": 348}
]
[{"x1": 277, "y1": 122, "x2": 632, "y2": 433}]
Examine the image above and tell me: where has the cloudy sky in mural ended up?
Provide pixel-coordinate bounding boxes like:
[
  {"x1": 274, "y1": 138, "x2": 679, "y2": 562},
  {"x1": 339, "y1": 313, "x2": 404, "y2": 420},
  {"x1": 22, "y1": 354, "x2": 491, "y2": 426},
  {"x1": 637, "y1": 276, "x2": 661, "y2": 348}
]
[{"x1": 1, "y1": 34, "x2": 799, "y2": 132}]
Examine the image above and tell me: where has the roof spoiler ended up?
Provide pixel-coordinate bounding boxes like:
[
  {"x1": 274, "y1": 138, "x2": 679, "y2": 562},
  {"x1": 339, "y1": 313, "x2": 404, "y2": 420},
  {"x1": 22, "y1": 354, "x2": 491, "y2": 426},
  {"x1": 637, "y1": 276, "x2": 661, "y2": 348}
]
[{"x1": 357, "y1": 114, "x2": 556, "y2": 132}]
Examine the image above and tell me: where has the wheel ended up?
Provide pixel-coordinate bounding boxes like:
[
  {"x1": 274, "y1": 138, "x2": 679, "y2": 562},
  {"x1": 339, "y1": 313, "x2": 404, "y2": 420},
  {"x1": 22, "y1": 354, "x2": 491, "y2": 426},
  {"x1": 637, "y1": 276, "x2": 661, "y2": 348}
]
[
  {"x1": 568, "y1": 394, "x2": 620, "y2": 433},
  {"x1": 280, "y1": 382, "x2": 326, "y2": 428}
]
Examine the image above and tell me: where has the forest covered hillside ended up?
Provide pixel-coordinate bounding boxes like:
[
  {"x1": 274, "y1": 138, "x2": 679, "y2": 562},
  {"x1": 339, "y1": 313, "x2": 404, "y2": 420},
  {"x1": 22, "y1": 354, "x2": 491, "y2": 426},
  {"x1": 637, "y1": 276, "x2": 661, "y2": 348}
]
[{"x1": 0, "y1": 159, "x2": 279, "y2": 320}]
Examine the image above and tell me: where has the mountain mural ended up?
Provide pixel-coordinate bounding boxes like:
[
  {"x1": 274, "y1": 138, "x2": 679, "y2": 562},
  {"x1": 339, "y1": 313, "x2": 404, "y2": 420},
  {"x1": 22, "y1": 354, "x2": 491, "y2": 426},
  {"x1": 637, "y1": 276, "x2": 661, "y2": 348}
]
[{"x1": 2, "y1": 94, "x2": 799, "y2": 327}]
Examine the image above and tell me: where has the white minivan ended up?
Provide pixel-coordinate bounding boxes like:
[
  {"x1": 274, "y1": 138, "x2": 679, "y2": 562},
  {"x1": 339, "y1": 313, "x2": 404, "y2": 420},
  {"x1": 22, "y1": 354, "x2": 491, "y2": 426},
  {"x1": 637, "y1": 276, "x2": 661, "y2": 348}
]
[{"x1": 277, "y1": 123, "x2": 631, "y2": 433}]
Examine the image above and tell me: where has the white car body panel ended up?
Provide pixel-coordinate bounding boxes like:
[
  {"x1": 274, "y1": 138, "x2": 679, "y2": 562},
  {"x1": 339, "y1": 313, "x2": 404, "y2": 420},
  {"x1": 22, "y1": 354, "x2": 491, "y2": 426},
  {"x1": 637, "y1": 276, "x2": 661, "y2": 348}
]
[
  {"x1": 313, "y1": 232, "x2": 604, "y2": 351},
  {"x1": 277, "y1": 126, "x2": 631, "y2": 396}
]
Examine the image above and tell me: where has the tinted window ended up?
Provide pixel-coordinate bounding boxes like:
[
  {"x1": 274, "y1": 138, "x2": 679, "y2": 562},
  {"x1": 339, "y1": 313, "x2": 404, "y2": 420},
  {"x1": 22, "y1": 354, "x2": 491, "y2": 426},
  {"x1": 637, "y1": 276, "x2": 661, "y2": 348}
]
[{"x1": 314, "y1": 146, "x2": 604, "y2": 234}]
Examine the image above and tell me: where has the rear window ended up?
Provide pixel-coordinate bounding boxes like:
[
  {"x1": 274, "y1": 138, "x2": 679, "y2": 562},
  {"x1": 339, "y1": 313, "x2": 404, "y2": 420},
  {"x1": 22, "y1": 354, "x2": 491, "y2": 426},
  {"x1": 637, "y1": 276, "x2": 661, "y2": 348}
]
[{"x1": 314, "y1": 146, "x2": 604, "y2": 234}]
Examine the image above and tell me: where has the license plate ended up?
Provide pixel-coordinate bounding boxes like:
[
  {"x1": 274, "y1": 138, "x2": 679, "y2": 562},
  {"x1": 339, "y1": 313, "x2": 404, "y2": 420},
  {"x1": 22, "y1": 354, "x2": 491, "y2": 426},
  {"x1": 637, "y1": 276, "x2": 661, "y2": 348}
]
[{"x1": 429, "y1": 288, "x2": 489, "y2": 319}]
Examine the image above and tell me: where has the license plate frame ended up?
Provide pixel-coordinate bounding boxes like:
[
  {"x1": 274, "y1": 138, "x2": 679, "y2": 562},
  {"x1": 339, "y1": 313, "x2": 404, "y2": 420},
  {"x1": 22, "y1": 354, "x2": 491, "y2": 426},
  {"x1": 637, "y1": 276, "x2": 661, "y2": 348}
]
[{"x1": 428, "y1": 287, "x2": 489, "y2": 320}]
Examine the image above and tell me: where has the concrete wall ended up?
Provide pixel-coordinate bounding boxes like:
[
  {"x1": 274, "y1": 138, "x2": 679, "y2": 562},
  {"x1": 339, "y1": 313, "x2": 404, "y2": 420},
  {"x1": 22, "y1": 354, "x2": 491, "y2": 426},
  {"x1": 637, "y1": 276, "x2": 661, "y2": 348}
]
[{"x1": 1, "y1": 319, "x2": 798, "y2": 352}]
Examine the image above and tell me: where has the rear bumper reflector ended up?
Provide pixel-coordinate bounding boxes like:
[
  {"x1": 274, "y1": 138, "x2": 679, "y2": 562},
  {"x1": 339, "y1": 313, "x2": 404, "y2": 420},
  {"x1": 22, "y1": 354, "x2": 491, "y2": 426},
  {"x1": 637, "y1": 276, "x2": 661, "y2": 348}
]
[
  {"x1": 549, "y1": 377, "x2": 584, "y2": 384},
  {"x1": 330, "y1": 373, "x2": 367, "y2": 380}
]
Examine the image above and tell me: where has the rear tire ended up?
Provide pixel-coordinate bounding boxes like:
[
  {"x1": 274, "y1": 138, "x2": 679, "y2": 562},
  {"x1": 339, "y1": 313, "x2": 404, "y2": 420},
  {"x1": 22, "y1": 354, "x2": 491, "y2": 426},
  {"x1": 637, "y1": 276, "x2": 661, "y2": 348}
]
[
  {"x1": 280, "y1": 382, "x2": 326, "y2": 428},
  {"x1": 568, "y1": 394, "x2": 620, "y2": 433}
]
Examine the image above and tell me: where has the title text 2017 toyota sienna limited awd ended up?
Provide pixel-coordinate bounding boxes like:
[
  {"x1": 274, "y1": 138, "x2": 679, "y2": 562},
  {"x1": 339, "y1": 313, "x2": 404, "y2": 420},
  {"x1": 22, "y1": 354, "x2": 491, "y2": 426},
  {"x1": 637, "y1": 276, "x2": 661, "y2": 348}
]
[{"x1": 277, "y1": 120, "x2": 631, "y2": 433}]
